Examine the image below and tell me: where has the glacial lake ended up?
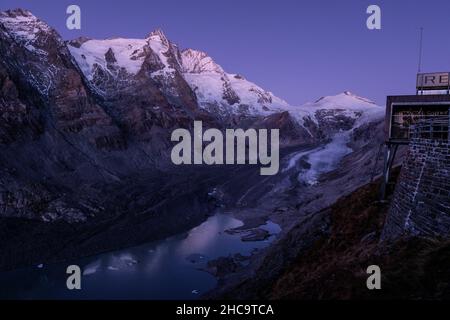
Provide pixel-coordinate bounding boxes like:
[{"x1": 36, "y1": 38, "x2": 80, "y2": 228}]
[{"x1": 0, "y1": 213, "x2": 280, "y2": 300}]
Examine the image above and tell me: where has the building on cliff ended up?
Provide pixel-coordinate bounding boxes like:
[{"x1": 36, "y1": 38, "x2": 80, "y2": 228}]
[{"x1": 381, "y1": 72, "x2": 450, "y2": 240}]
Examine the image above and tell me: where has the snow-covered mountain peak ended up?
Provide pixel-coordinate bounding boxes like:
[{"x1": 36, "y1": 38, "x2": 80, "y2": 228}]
[
  {"x1": 147, "y1": 28, "x2": 169, "y2": 47},
  {"x1": 0, "y1": 8, "x2": 54, "y2": 46},
  {"x1": 310, "y1": 92, "x2": 379, "y2": 111},
  {"x1": 178, "y1": 47, "x2": 293, "y2": 116},
  {"x1": 294, "y1": 91, "x2": 384, "y2": 129}
]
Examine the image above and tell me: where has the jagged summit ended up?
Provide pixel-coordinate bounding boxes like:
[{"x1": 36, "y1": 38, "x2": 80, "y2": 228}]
[
  {"x1": 64, "y1": 24, "x2": 291, "y2": 114},
  {"x1": 147, "y1": 28, "x2": 168, "y2": 42},
  {"x1": 1, "y1": 8, "x2": 33, "y2": 17},
  {"x1": 147, "y1": 28, "x2": 166, "y2": 38}
]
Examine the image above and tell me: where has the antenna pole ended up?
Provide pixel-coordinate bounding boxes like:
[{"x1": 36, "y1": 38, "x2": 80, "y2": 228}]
[
  {"x1": 417, "y1": 27, "x2": 424, "y2": 95},
  {"x1": 418, "y1": 27, "x2": 424, "y2": 73}
]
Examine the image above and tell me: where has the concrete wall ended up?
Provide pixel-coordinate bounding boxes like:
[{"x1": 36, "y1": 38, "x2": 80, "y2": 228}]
[{"x1": 382, "y1": 137, "x2": 450, "y2": 240}]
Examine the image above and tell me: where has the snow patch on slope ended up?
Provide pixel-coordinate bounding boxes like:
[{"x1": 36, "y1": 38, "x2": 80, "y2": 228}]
[{"x1": 68, "y1": 38, "x2": 147, "y2": 80}]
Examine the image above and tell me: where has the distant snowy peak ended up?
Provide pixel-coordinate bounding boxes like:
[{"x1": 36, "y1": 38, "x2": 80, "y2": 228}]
[
  {"x1": 181, "y1": 49, "x2": 224, "y2": 74},
  {"x1": 311, "y1": 91, "x2": 378, "y2": 110},
  {"x1": 298, "y1": 91, "x2": 384, "y2": 129}
]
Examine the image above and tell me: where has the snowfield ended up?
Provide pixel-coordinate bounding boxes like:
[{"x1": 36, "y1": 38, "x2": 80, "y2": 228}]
[{"x1": 68, "y1": 38, "x2": 148, "y2": 80}]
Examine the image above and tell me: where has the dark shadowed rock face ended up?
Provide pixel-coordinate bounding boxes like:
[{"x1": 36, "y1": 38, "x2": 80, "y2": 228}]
[
  {"x1": 252, "y1": 111, "x2": 316, "y2": 146},
  {"x1": 0, "y1": 63, "x2": 41, "y2": 144},
  {"x1": 0, "y1": 9, "x2": 123, "y2": 149},
  {"x1": 222, "y1": 78, "x2": 241, "y2": 105}
]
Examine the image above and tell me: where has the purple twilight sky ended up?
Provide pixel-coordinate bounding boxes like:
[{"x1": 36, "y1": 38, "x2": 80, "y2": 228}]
[{"x1": 1, "y1": 0, "x2": 450, "y2": 106}]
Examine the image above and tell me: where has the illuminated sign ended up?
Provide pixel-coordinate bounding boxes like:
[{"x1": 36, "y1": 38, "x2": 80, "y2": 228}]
[{"x1": 417, "y1": 72, "x2": 450, "y2": 90}]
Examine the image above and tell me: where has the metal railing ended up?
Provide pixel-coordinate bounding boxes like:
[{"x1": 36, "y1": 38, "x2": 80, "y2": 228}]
[
  {"x1": 390, "y1": 114, "x2": 448, "y2": 140},
  {"x1": 409, "y1": 117, "x2": 449, "y2": 141}
]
